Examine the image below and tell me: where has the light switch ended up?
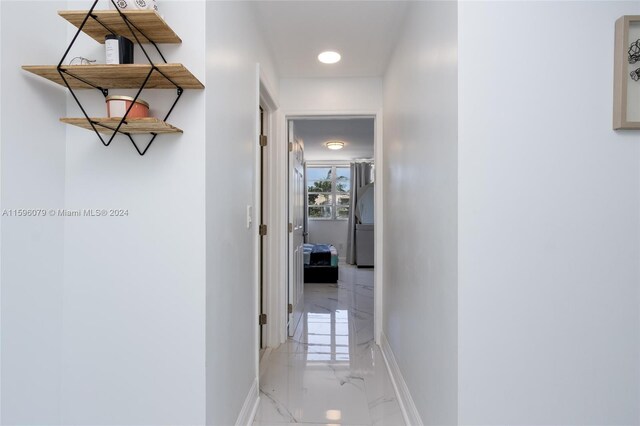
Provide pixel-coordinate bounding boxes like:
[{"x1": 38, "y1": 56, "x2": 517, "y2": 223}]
[{"x1": 246, "y1": 205, "x2": 252, "y2": 229}]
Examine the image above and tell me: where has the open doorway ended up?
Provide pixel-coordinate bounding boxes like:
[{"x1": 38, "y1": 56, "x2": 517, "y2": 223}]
[
  {"x1": 256, "y1": 108, "x2": 384, "y2": 356},
  {"x1": 286, "y1": 116, "x2": 376, "y2": 339}
]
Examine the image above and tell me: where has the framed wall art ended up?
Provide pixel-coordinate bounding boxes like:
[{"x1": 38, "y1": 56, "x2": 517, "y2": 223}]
[{"x1": 613, "y1": 15, "x2": 640, "y2": 130}]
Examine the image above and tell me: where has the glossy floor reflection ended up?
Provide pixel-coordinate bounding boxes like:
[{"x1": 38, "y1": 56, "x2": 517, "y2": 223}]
[{"x1": 254, "y1": 265, "x2": 405, "y2": 426}]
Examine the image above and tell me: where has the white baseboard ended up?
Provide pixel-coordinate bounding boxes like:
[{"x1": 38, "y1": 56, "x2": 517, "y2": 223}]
[
  {"x1": 235, "y1": 377, "x2": 260, "y2": 426},
  {"x1": 380, "y1": 332, "x2": 424, "y2": 426}
]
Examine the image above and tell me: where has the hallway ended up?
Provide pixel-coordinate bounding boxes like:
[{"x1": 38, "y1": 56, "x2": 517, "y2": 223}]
[
  {"x1": 3, "y1": 1, "x2": 640, "y2": 424},
  {"x1": 254, "y1": 266, "x2": 404, "y2": 426}
]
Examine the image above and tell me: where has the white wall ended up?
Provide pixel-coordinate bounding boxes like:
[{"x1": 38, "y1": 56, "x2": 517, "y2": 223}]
[
  {"x1": 1, "y1": 2, "x2": 278, "y2": 424},
  {"x1": 0, "y1": 2, "x2": 66, "y2": 424},
  {"x1": 382, "y1": 2, "x2": 458, "y2": 424},
  {"x1": 458, "y1": 1, "x2": 640, "y2": 424},
  {"x1": 308, "y1": 220, "x2": 349, "y2": 258},
  {"x1": 205, "y1": 2, "x2": 279, "y2": 425},
  {"x1": 279, "y1": 77, "x2": 382, "y2": 113},
  {"x1": 61, "y1": 1, "x2": 206, "y2": 424}
]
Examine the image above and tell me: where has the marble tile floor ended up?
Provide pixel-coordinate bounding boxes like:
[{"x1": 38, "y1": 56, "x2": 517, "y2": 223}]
[{"x1": 254, "y1": 265, "x2": 405, "y2": 426}]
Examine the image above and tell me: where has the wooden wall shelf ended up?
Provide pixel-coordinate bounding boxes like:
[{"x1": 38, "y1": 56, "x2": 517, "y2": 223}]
[
  {"x1": 22, "y1": 64, "x2": 204, "y2": 89},
  {"x1": 59, "y1": 10, "x2": 181, "y2": 45},
  {"x1": 613, "y1": 15, "x2": 640, "y2": 130},
  {"x1": 61, "y1": 117, "x2": 183, "y2": 135},
  {"x1": 23, "y1": 1, "x2": 204, "y2": 155}
]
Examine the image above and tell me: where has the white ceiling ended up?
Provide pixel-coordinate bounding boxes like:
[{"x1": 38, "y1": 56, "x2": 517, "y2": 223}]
[
  {"x1": 253, "y1": 1, "x2": 408, "y2": 78},
  {"x1": 293, "y1": 118, "x2": 374, "y2": 161}
]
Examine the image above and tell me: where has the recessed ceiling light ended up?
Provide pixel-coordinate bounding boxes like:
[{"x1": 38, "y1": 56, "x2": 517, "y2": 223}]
[
  {"x1": 326, "y1": 140, "x2": 345, "y2": 150},
  {"x1": 326, "y1": 410, "x2": 342, "y2": 421},
  {"x1": 318, "y1": 51, "x2": 341, "y2": 64}
]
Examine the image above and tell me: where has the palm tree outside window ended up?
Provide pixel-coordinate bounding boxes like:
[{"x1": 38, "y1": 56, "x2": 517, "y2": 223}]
[{"x1": 307, "y1": 165, "x2": 351, "y2": 220}]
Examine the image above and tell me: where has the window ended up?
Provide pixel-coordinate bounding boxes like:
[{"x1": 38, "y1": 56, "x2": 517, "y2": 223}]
[{"x1": 307, "y1": 165, "x2": 351, "y2": 220}]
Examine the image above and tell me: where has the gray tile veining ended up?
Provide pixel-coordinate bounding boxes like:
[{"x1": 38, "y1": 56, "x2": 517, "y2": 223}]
[{"x1": 254, "y1": 265, "x2": 405, "y2": 426}]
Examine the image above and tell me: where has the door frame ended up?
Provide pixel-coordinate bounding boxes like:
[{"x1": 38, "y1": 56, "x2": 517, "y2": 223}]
[
  {"x1": 255, "y1": 67, "x2": 280, "y2": 362},
  {"x1": 269, "y1": 109, "x2": 384, "y2": 347}
]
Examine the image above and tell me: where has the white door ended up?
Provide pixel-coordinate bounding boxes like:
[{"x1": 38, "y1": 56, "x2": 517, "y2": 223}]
[{"x1": 288, "y1": 120, "x2": 305, "y2": 337}]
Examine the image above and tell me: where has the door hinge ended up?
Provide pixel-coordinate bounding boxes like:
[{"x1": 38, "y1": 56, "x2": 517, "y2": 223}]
[
  {"x1": 288, "y1": 142, "x2": 293, "y2": 152},
  {"x1": 288, "y1": 303, "x2": 293, "y2": 314},
  {"x1": 259, "y1": 224, "x2": 267, "y2": 236},
  {"x1": 259, "y1": 313, "x2": 267, "y2": 325},
  {"x1": 259, "y1": 135, "x2": 267, "y2": 147},
  {"x1": 288, "y1": 223, "x2": 293, "y2": 233}
]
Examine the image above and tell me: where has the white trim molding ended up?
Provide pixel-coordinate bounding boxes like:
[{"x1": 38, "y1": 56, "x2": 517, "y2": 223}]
[
  {"x1": 259, "y1": 66, "x2": 284, "y2": 349},
  {"x1": 235, "y1": 378, "x2": 260, "y2": 426},
  {"x1": 380, "y1": 332, "x2": 424, "y2": 426},
  {"x1": 253, "y1": 64, "x2": 262, "y2": 396},
  {"x1": 373, "y1": 107, "x2": 383, "y2": 345}
]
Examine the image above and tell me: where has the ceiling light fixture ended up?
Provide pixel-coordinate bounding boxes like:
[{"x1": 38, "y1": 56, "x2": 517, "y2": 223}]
[
  {"x1": 318, "y1": 51, "x2": 341, "y2": 64},
  {"x1": 326, "y1": 140, "x2": 345, "y2": 150}
]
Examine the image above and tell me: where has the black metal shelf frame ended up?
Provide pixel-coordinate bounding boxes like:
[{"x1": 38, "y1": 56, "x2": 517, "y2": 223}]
[{"x1": 57, "y1": 0, "x2": 183, "y2": 156}]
